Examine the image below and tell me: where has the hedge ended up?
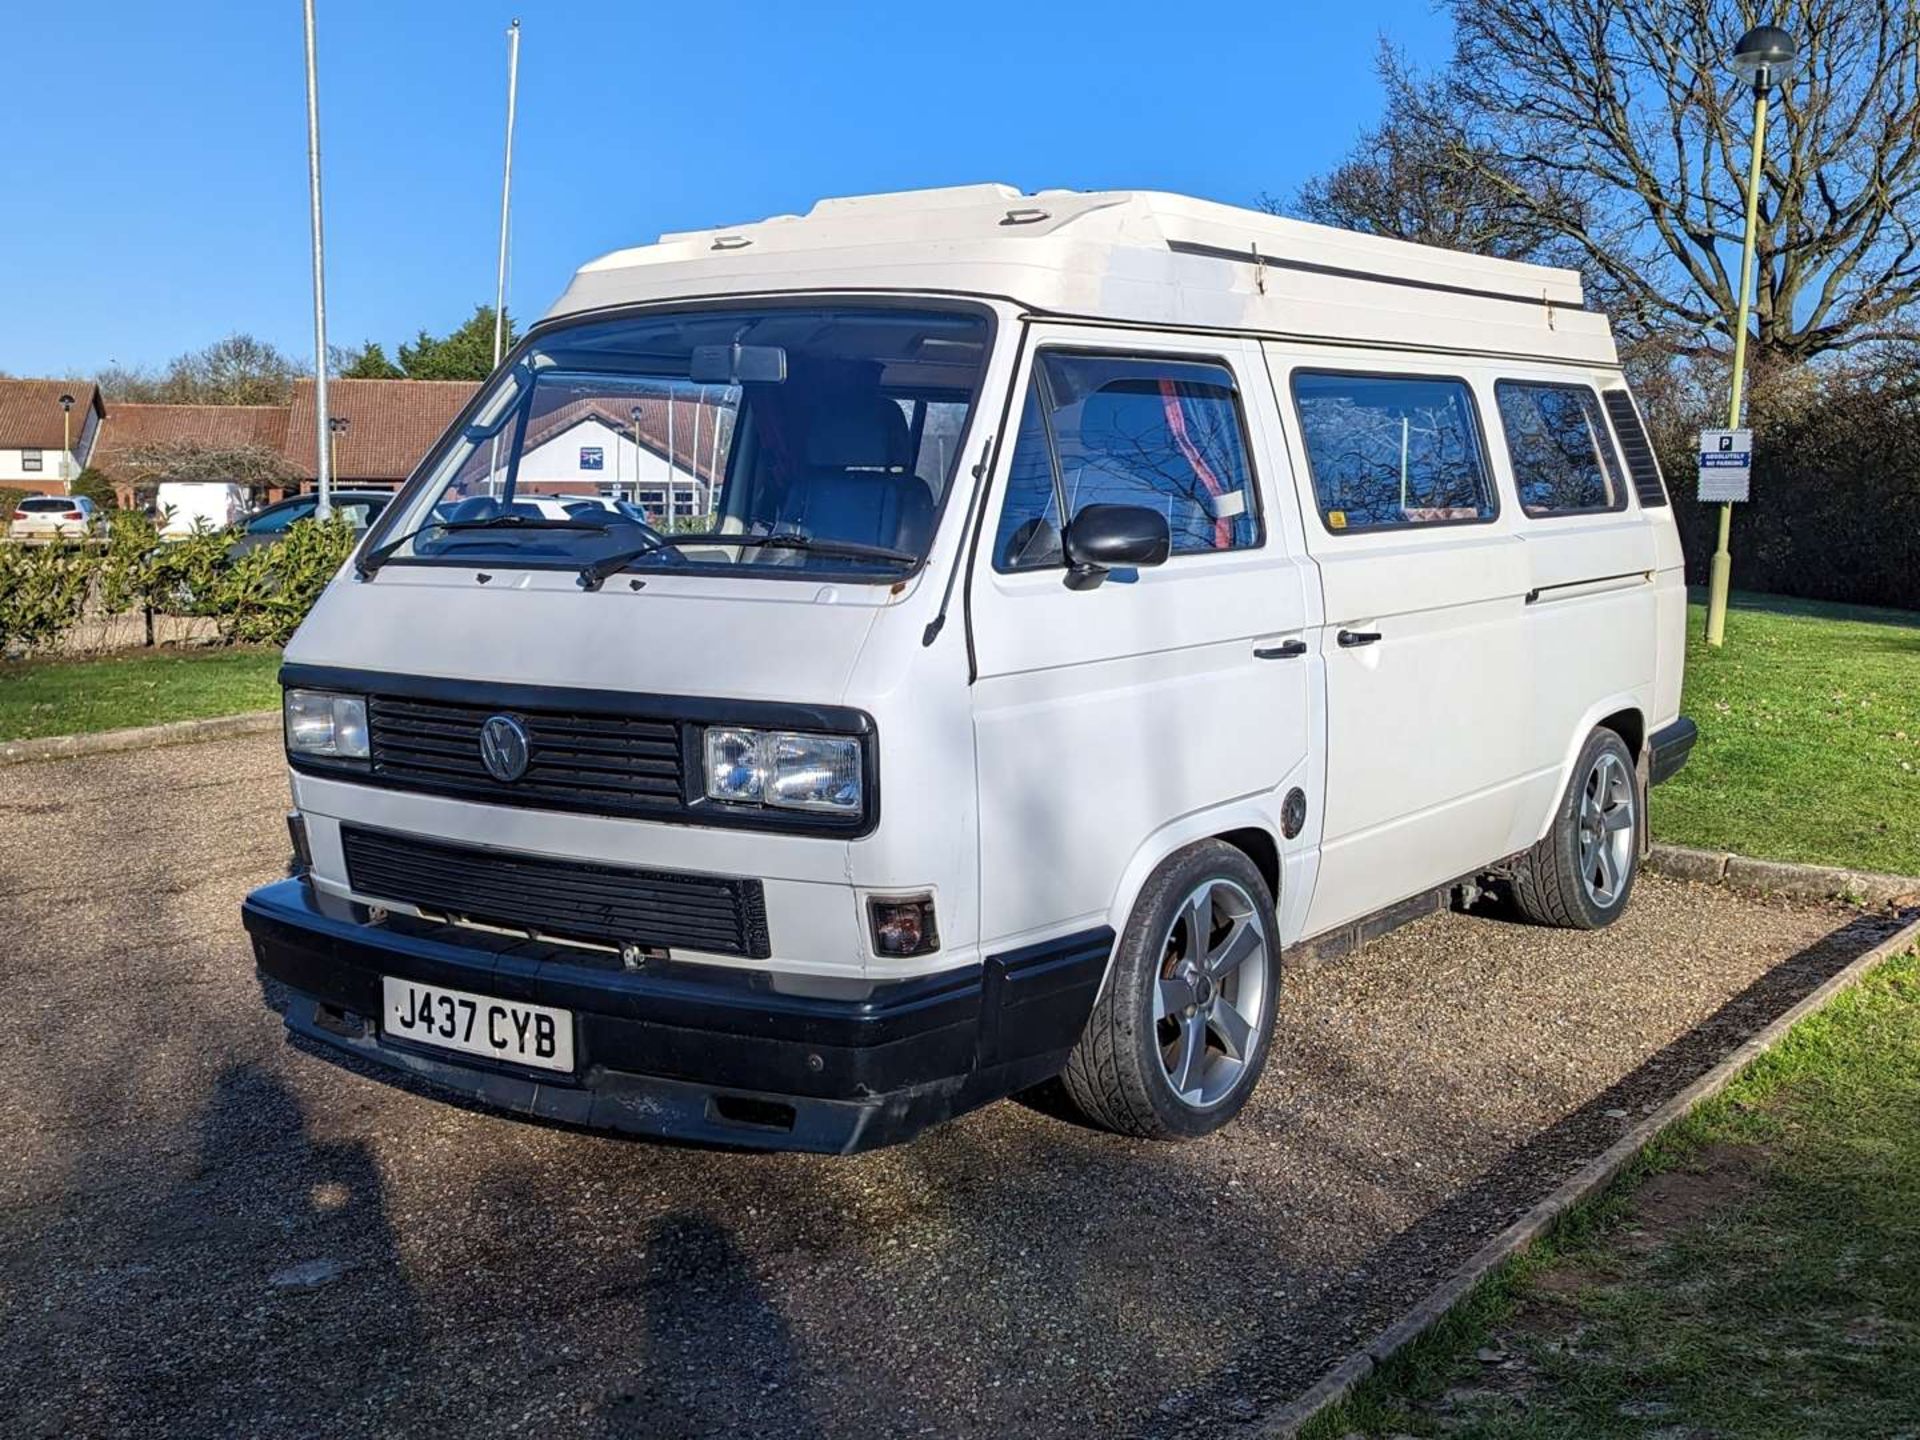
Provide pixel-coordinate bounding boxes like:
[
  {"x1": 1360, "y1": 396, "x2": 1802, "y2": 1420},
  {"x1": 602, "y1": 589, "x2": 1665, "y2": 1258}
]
[
  {"x1": 1659, "y1": 366, "x2": 1920, "y2": 613},
  {"x1": 0, "y1": 511, "x2": 358, "y2": 656}
]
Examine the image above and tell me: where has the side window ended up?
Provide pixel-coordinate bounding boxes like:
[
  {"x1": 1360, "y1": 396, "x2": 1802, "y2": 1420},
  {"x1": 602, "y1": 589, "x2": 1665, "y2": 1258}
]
[
  {"x1": 1495, "y1": 381, "x2": 1625, "y2": 516},
  {"x1": 250, "y1": 499, "x2": 314, "y2": 533},
  {"x1": 1291, "y1": 372, "x2": 1496, "y2": 532},
  {"x1": 992, "y1": 352, "x2": 1260, "y2": 572}
]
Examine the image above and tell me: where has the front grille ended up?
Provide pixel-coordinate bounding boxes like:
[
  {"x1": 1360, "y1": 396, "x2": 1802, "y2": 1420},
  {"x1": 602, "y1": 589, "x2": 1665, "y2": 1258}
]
[
  {"x1": 368, "y1": 695, "x2": 685, "y2": 816},
  {"x1": 341, "y1": 826, "x2": 771, "y2": 959}
]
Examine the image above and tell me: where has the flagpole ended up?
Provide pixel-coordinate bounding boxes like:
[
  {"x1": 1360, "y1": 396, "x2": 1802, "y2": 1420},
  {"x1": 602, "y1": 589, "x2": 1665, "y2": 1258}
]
[
  {"x1": 492, "y1": 19, "x2": 521, "y2": 371},
  {"x1": 302, "y1": 0, "x2": 332, "y2": 518}
]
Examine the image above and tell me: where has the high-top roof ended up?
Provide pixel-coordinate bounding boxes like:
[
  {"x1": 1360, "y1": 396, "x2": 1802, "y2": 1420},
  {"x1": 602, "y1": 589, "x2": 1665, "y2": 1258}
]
[{"x1": 546, "y1": 185, "x2": 1616, "y2": 367}]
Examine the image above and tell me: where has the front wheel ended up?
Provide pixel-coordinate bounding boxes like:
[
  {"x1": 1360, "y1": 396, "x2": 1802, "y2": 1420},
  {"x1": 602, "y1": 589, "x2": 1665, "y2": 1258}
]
[
  {"x1": 1510, "y1": 727, "x2": 1640, "y2": 929},
  {"x1": 1062, "y1": 840, "x2": 1280, "y2": 1140}
]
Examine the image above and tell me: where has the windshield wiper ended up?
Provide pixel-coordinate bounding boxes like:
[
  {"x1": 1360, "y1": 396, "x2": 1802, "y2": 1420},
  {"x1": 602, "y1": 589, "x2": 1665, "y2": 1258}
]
[
  {"x1": 576, "y1": 532, "x2": 917, "y2": 591},
  {"x1": 357, "y1": 514, "x2": 610, "y2": 579}
]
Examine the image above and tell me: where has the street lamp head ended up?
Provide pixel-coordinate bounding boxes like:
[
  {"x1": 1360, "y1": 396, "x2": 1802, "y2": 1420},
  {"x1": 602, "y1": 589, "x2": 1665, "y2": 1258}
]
[
  {"x1": 58, "y1": 393, "x2": 74, "y2": 412},
  {"x1": 1731, "y1": 24, "x2": 1797, "y2": 90}
]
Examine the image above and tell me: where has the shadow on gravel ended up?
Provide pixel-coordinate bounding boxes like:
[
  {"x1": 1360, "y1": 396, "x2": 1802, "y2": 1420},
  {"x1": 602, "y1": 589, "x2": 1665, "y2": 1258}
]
[
  {"x1": 26, "y1": 1062, "x2": 422, "y2": 1437},
  {"x1": 1159, "y1": 906, "x2": 1916, "y2": 1438},
  {"x1": 594, "y1": 1214, "x2": 824, "y2": 1440}
]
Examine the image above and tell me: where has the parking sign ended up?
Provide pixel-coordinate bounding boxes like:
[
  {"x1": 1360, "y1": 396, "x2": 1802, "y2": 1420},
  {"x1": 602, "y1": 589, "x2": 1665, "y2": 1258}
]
[{"x1": 1697, "y1": 429, "x2": 1752, "y2": 502}]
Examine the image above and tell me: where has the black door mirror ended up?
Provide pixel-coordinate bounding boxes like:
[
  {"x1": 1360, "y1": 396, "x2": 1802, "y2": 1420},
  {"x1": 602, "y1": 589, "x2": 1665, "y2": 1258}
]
[{"x1": 1061, "y1": 504, "x2": 1171, "y2": 589}]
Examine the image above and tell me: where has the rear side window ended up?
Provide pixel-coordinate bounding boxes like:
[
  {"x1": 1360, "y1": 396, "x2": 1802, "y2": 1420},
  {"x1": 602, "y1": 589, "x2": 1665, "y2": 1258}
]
[
  {"x1": 1600, "y1": 389, "x2": 1670, "y2": 508},
  {"x1": 1291, "y1": 373, "x2": 1496, "y2": 532},
  {"x1": 1494, "y1": 381, "x2": 1625, "y2": 516},
  {"x1": 992, "y1": 352, "x2": 1260, "y2": 572}
]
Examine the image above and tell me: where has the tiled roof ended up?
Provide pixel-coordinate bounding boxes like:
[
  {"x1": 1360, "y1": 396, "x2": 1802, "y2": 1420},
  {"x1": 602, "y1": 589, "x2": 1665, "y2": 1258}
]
[
  {"x1": 0, "y1": 380, "x2": 105, "y2": 450},
  {"x1": 92, "y1": 403, "x2": 291, "y2": 478},
  {"x1": 285, "y1": 378, "x2": 480, "y2": 482}
]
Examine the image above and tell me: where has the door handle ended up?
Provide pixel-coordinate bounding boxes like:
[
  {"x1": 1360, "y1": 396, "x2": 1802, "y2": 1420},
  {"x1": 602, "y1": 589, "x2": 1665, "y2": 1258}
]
[
  {"x1": 1336, "y1": 629, "x2": 1383, "y2": 648},
  {"x1": 1254, "y1": 639, "x2": 1308, "y2": 660}
]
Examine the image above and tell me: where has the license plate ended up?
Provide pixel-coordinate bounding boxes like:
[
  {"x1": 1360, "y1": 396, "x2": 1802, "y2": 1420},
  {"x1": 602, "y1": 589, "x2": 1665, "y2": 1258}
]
[{"x1": 381, "y1": 977, "x2": 575, "y2": 1073}]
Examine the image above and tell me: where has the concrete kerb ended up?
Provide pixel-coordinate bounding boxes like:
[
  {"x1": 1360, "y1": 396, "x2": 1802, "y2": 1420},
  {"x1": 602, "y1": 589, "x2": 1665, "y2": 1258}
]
[
  {"x1": 1648, "y1": 841, "x2": 1920, "y2": 908},
  {"x1": 0, "y1": 710, "x2": 279, "y2": 766},
  {"x1": 1255, "y1": 907, "x2": 1920, "y2": 1438}
]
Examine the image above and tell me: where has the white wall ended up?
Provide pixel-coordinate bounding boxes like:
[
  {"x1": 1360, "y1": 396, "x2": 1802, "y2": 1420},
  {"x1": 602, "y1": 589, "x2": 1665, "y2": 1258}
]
[
  {"x1": 515, "y1": 418, "x2": 709, "y2": 509},
  {"x1": 0, "y1": 446, "x2": 79, "y2": 489}
]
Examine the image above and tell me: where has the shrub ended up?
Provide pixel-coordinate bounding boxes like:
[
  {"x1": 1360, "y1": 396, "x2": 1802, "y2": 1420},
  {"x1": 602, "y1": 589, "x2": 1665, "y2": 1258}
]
[
  {"x1": 0, "y1": 543, "x2": 100, "y2": 654},
  {"x1": 0, "y1": 510, "x2": 361, "y2": 655},
  {"x1": 222, "y1": 514, "x2": 358, "y2": 645},
  {"x1": 70, "y1": 467, "x2": 119, "y2": 512}
]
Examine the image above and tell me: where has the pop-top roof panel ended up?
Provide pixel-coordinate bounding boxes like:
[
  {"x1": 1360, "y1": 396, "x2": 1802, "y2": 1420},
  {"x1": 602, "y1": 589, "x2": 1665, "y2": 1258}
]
[{"x1": 545, "y1": 186, "x2": 1615, "y2": 367}]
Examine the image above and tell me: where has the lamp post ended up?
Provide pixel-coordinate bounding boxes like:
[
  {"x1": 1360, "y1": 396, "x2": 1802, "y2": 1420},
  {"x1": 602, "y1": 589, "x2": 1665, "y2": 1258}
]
[
  {"x1": 57, "y1": 393, "x2": 74, "y2": 492},
  {"x1": 328, "y1": 416, "x2": 350, "y2": 490},
  {"x1": 1704, "y1": 24, "x2": 1797, "y2": 649}
]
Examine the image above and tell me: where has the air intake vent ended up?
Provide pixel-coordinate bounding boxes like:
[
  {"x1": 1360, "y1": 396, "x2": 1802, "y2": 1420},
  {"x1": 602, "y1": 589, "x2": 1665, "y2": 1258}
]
[
  {"x1": 1601, "y1": 390, "x2": 1669, "y2": 508},
  {"x1": 341, "y1": 826, "x2": 771, "y2": 959}
]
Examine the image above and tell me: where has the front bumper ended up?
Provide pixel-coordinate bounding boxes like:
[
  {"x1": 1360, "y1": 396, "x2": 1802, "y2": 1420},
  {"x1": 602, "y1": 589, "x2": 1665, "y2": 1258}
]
[{"x1": 243, "y1": 879, "x2": 1110, "y2": 1154}]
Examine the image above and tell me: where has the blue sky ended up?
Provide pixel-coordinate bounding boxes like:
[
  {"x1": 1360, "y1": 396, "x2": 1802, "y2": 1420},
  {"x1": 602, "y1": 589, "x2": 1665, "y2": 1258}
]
[{"x1": 2, "y1": 1, "x2": 1451, "y2": 380}]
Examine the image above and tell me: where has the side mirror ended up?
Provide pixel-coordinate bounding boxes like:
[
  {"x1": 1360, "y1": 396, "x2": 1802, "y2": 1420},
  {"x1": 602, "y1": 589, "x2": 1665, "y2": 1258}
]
[{"x1": 1061, "y1": 504, "x2": 1170, "y2": 589}]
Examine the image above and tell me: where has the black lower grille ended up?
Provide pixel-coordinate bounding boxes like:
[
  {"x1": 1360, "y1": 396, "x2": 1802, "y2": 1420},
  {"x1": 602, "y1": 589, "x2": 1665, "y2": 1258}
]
[
  {"x1": 367, "y1": 695, "x2": 685, "y2": 816},
  {"x1": 341, "y1": 826, "x2": 771, "y2": 959}
]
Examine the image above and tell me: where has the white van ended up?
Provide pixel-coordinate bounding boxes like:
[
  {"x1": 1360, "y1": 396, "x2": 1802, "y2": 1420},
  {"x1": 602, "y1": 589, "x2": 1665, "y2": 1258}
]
[
  {"x1": 244, "y1": 186, "x2": 1697, "y2": 1152},
  {"x1": 155, "y1": 480, "x2": 249, "y2": 537}
]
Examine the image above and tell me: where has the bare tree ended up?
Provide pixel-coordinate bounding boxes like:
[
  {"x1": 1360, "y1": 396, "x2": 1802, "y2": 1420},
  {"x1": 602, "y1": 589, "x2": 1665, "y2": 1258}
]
[
  {"x1": 1272, "y1": 47, "x2": 1588, "y2": 264},
  {"x1": 96, "y1": 333, "x2": 306, "y2": 406},
  {"x1": 116, "y1": 441, "x2": 299, "y2": 488},
  {"x1": 1289, "y1": 1, "x2": 1920, "y2": 363}
]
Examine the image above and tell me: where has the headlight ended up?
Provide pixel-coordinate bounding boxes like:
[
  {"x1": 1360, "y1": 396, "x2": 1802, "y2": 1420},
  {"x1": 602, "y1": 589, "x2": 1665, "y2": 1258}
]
[
  {"x1": 704, "y1": 727, "x2": 862, "y2": 814},
  {"x1": 285, "y1": 689, "x2": 370, "y2": 759}
]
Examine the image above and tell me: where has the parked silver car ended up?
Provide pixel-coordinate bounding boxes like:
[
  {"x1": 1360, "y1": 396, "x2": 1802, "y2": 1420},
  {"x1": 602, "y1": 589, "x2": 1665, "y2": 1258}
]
[{"x1": 8, "y1": 495, "x2": 98, "y2": 541}]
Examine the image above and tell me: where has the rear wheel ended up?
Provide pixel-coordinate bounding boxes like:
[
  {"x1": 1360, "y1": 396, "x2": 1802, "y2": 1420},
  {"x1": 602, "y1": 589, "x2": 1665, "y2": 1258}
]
[
  {"x1": 1510, "y1": 727, "x2": 1639, "y2": 929},
  {"x1": 1062, "y1": 841, "x2": 1280, "y2": 1140}
]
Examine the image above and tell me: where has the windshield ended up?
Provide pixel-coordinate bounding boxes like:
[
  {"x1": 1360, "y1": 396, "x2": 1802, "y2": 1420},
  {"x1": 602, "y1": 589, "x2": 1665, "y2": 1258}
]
[{"x1": 375, "y1": 304, "x2": 989, "y2": 581}]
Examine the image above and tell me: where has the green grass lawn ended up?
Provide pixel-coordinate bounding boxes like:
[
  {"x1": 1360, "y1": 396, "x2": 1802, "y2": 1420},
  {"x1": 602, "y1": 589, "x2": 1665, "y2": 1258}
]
[
  {"x1": 1308, "y1": 943, "x2": 1920, "y2": 1439},
  {"x1": 1653, "y1": 591, "x2": 1920, "y2": 876},
  {"x1": 0, "y1": 646, "x2": 281, "y2": 742}
]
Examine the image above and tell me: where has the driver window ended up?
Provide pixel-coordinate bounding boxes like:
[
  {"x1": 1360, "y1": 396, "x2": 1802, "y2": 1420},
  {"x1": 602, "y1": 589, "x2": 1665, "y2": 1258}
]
[{"x1": 992, "y1": 352, "x2": 1261, "y2": 572}]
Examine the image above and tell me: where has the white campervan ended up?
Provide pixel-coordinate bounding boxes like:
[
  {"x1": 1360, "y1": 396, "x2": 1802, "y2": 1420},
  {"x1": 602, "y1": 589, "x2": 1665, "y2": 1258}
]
[{"x1": 244, "y1": 186, "x2": 1696, "y2": 1152}]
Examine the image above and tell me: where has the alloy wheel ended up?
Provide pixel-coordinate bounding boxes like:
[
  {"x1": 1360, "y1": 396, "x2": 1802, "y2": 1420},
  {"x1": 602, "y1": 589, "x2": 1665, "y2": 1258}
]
[
  {"x1": 1578, "y1": 749, "x2": 1636, "y2": 908},
  {"x1": 1154, "y1": 878, "x2": 1273, "y2": 1109}
]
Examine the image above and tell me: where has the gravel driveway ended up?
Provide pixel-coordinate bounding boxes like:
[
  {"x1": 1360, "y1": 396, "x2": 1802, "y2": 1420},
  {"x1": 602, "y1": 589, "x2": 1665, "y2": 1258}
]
[{"x1": 0, "y1": 735, "x2": 1894, "y2": 1438}]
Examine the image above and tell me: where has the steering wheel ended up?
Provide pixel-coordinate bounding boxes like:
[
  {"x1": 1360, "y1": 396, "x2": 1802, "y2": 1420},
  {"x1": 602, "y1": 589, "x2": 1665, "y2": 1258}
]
[{"x1": 611, "y1": 514, "x2": 689, "y2": 566}]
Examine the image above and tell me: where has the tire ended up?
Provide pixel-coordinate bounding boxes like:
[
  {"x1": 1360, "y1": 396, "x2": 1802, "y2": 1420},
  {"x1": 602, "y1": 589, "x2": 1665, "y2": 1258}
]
[
  {"x1": 1062, "y1": 840, "x2": 1280, "y2": 1140},
  {"x1": 1510, "y1": 727, "x2": 1640, "y2": 929}
]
